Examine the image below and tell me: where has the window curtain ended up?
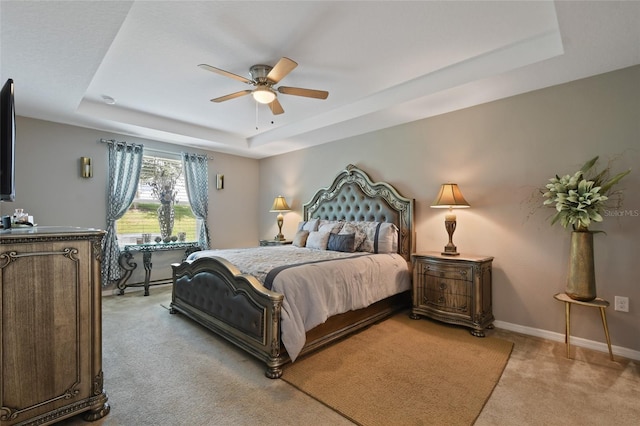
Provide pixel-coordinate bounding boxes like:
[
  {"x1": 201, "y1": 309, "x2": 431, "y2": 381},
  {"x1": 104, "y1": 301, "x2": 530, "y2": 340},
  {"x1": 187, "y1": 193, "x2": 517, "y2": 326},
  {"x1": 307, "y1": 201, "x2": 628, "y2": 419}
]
[
  {"x1": 101, "y1": 141, "x2": 144, "y2": 285},
  {"x1": 181, "y1": 152, "x2": 210, "y2": 249}
]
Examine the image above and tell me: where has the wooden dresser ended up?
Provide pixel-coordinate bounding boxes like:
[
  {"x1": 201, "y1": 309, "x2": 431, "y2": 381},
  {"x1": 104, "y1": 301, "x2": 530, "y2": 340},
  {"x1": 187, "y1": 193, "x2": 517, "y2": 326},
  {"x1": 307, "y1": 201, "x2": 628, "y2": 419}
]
[
  {"x1": 0, "y1": 227, "x2": 110, "y2": 425},
  {"x1": 410, "y1": 252, "x2": 494, "y2": 337}
]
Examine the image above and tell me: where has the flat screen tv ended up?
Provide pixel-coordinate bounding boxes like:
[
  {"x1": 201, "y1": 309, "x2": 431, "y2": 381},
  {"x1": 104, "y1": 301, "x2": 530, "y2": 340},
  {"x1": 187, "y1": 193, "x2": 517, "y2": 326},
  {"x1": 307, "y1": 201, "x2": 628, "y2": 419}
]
[{"x1": 1, "y1": 78, "x2": 16, "y2": 202}]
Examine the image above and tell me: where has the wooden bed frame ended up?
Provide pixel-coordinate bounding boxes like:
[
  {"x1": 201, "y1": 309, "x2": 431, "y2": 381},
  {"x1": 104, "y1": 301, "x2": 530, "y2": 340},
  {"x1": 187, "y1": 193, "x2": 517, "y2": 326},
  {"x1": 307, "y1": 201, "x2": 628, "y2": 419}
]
[{"x1": 170, "y1": 164, "x2": 414, "y2": 378}]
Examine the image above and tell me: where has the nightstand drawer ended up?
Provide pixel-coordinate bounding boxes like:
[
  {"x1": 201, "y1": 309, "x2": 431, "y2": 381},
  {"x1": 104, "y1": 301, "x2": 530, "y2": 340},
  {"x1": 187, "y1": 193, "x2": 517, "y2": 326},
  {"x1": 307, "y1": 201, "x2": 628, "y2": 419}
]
[
  {"x1": 419, "y1": 262, "x2": 472, "y2": 281},
  {"x1": 421, "y1": 276, "x2": 471, "y2": 315}
]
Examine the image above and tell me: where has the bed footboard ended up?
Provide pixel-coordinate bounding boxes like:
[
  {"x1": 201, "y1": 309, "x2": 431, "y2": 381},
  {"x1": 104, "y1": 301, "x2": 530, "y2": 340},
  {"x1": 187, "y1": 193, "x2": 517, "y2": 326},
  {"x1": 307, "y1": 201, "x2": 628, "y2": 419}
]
[{"x1": 170, "y1": 256, "x2": 287, "y2": 378}]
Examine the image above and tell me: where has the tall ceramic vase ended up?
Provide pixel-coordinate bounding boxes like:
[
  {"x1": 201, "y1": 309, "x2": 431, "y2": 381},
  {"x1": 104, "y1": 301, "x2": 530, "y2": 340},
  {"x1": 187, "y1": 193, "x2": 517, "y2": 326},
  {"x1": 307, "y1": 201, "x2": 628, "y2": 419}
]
[{"x1": 565, "y1": 230, "x2": 596, "y2": 301}]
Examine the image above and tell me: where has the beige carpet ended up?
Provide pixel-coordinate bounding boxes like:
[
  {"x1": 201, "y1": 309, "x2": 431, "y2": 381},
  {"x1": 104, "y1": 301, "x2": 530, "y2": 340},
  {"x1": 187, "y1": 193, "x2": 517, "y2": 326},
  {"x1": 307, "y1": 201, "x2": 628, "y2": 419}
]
[
  {"x1": 282, "y1": 314, "x2": 513, "y2": 426},
  {"x1": 57, "y1": 287, "x2": 638, "y2": 426}
]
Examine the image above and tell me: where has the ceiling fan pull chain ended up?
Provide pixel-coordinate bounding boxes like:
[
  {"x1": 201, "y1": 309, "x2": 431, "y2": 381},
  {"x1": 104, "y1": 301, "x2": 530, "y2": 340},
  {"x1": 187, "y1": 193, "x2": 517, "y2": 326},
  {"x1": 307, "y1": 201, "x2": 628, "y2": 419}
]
[{"x1": 255, "y1": 100, "x2": 259, "y2": 130}]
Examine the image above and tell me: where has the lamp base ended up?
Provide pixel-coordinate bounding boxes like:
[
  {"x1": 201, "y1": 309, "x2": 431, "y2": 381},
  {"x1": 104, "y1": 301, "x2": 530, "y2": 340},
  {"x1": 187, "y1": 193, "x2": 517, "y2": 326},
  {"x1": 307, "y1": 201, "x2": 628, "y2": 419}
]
[
  {"x1": 442, "y1": 218, "x2": 460, "y2": 255},
  {"x1": 441, "y1": 243, "x2": 460, "y2": 256},
  {"x1": 274, "y1": 213, "x2": 285, "y2": 241}
]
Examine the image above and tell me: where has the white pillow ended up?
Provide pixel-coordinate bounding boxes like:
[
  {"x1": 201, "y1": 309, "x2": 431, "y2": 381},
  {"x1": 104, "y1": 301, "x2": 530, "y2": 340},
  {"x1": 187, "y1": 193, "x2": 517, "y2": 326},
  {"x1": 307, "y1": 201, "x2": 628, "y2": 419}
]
[
  {"x1": 373, "y1": 222, "x2": 399, "y2": 254},
  {"x1": 305, "y1": 231, "x2": 331, "y2": 250},
  {"x1": 297, "y1": 219, "x2": 319, "y2": 232}
]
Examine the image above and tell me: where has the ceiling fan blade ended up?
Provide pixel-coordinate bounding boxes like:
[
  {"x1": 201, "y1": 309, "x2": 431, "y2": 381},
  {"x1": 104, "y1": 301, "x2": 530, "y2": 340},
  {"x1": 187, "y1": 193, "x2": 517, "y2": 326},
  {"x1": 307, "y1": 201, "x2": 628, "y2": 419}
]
[
  {"x1": 278, "y1": 86, "x2": 329, "y2": 100},
  {"x1": 266, "y1": 57, "x2": 297, "y2": 83},
  {"x1": 211, "y1": 90, "x2": 252, "y2": 103},
  {"x1": 198, "y1": 64, "x2": 252, "y2": 84},
  {"x1": 269, "y1": 98, "x2": 284, "y2": 115}
]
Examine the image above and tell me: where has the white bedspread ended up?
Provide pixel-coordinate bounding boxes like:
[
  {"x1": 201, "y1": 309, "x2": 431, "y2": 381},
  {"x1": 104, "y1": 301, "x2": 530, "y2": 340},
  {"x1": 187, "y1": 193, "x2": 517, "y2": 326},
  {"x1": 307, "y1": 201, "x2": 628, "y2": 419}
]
[{"x1": 188, "y1": 246, "x2": 410, "y2": 361}]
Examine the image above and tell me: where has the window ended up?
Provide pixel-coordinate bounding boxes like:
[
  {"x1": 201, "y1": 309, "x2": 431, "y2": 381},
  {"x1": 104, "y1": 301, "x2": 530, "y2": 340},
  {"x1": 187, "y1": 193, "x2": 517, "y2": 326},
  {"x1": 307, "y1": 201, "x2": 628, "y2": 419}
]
[{"x1": 116, "y1": 155, "x2": 196, "y2": 245}]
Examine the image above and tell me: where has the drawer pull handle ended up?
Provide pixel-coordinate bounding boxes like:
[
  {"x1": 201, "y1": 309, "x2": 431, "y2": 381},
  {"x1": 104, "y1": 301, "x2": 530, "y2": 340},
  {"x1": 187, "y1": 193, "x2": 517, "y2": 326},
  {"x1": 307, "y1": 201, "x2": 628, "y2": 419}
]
[{"x1": 439, "y1": 282, "x2": 447, "y2": 290}]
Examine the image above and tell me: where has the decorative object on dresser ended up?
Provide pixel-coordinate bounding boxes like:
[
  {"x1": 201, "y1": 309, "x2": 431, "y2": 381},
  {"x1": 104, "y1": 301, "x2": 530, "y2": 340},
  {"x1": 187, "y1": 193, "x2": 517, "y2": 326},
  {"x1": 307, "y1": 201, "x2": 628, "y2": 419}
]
[
  {"x1": 170, "y1": 164, "x2": 414, "y2": 378},
  {"x1": 411, "y1": 251, "x2": 494, "y2": 337},
  {"x1": 0, "y1": 227, "x2": 110, "y2": 425},
  {"x1": 541, "y1": 155, "x2": 630, "y2": 301},
  {"x1": 269, "y1": 195, "x2": 291, "y2": 241},
  {"x1": 430, "y1": 183, "x2": 470, "y2": 256}
]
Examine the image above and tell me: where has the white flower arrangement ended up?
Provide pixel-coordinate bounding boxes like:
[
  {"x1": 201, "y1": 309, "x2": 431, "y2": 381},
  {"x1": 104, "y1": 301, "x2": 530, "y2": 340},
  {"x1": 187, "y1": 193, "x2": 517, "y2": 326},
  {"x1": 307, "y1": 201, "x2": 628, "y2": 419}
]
[{"x1": 543, "y1": 156, "x2": 630, "y2": 231}]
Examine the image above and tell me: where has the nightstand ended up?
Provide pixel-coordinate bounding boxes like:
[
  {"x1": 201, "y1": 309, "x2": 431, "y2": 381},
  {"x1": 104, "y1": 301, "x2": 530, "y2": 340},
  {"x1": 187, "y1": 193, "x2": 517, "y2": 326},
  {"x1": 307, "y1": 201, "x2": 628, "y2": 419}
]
[
  {"x1": 410, "y1": 252, "x2": 494, "y2": 337},
  {"x1": 259, "y1": 239, "x2": 292, "y2": 246}
]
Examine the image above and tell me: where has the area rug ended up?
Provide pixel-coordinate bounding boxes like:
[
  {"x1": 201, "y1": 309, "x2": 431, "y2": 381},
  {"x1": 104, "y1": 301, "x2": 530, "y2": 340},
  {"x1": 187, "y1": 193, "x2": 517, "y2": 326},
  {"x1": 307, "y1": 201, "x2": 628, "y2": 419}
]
[{"x1": 282, "y1": 314, "x2": 513, "y2": 426}]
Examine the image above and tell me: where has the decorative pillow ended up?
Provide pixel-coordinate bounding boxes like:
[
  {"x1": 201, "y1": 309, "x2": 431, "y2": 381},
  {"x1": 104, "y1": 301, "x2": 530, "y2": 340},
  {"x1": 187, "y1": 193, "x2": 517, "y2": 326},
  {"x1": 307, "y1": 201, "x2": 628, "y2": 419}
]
[
  {"x1": 372, "y1": 222, "x2": 399, "y2": 254},
  {"x1": 292, "y1": 230, "x2": 309, "y2": 247},
  {"x1": 305, "y1": 231, "x2": 331, "y2": 250},
  {"x1": 327, "y1": 233, "x2": 356, "y2": 253},
  {"x1": 355, "y1": 221, "x2": 380, "y2": 253},
  {"x1": 297, "y1": 219, "x2": 319, "y2": 232},
  {"x1": 339, "y1": 222, "x2": 366, "y2": 251},
  {"x1": 339, "y1": 221, "x2": 399, "y2": 253},
  {"x1": 318, "y1": 220, "x2": 344, "y2": 234}
]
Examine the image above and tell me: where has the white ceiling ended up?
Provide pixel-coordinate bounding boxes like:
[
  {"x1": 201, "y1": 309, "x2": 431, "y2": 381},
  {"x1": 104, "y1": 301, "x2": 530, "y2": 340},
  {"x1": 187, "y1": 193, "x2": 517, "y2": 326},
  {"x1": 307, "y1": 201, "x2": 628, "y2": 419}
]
[{"x1": 1, "y1": 1, "x2": 639, "y2": 159}]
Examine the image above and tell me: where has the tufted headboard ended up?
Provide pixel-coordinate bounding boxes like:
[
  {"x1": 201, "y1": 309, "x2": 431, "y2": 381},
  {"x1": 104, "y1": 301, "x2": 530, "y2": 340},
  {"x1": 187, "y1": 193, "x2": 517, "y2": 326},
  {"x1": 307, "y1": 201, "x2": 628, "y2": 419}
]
[{"x1": 303, "y1": 164, "x2": 414, "y2": 261}]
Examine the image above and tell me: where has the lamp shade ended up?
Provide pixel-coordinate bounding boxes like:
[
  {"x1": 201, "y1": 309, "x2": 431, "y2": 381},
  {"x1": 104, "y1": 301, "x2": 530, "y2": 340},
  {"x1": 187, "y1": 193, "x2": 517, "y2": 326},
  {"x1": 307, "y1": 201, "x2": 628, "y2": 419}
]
[
  {"x1": 270, "y1": 195, "x2": 291, "y2": 212},
  {"x1": 253, "y1": 86, "x2": 276, "y2": 104},
  {"x1": 431, "y1": 183, "x2": 470, "y2": 209}
]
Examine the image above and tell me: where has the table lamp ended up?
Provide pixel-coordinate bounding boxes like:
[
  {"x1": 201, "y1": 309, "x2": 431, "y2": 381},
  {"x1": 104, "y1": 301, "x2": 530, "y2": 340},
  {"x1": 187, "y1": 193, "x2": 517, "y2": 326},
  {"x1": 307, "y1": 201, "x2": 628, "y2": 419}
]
[
  {"x1": 270, "y1": 195, "x2": 291, "y2": 241},
  {"x1": 431, "y1": 183, "x2": 470, "y2": 256}
]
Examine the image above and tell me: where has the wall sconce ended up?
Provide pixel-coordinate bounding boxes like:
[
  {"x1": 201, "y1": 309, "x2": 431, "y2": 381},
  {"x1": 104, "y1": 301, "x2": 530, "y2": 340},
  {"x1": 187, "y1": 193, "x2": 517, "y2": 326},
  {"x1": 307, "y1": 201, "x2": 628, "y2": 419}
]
[
  {"x1": 216, "y1": 174, "x2": 224, "y2": 190},
  {"x1": 270, "y1": 195, "x2": 291, "y2": 241},
  {"x1": 431, "y1": 183, "x2": 470, "y2": 256},
  {"x1": 80, "y1": 157, "x2": 92, "y2": 178}
]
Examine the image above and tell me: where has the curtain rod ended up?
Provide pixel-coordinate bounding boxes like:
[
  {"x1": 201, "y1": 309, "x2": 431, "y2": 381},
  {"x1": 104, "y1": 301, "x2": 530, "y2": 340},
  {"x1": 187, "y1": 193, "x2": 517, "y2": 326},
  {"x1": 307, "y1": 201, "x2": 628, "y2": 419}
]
[{"x1": 100, "y1": 139, "x2": 213, "y2": 160}]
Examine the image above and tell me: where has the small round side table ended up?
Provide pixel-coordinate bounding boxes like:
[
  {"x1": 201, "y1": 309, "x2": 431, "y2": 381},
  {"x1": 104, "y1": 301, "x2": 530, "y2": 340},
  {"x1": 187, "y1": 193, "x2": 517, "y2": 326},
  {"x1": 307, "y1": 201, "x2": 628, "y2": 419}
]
[{"x1": 553, "y1": 293, "x2": 614, "y2": 361}]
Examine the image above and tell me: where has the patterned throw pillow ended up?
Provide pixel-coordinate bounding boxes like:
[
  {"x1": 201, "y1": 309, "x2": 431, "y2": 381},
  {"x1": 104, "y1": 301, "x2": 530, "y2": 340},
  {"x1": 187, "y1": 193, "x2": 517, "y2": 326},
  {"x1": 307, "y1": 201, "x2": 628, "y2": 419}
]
[
  {"x1": 339, "y1": 221, "x2": 399, "y2": 253},
  {"x1": 317, "y1": 220, "x2": 345, "y2": 234},
  {"x1": 356, "y1": 221, "x2": 380, "y2": 253},
  {"x1": 339, "y1": 222, "x2": 366, "y2": 251}
]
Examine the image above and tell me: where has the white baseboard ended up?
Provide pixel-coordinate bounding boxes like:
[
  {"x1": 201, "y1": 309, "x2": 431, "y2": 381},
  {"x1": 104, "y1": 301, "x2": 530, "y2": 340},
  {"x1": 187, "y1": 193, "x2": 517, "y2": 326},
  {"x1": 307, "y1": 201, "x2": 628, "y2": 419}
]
[{"x1": 494, "y1": 320, "x2": 640, "y2": 361}]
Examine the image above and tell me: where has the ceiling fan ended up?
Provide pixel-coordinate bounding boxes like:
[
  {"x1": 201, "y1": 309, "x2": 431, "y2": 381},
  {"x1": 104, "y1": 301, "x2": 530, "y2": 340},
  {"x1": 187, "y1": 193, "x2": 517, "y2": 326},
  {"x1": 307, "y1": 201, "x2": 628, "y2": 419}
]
[{"x1": 198, "y1": 57, "x2": 328, "y2": 115}]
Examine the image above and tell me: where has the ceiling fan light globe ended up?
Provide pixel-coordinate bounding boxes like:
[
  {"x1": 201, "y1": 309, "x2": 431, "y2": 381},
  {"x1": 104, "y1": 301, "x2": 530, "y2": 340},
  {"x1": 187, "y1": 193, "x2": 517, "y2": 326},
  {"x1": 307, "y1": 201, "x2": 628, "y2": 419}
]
[{"x1": 253, "y1": 87, "x2": 276, "y2": 104}]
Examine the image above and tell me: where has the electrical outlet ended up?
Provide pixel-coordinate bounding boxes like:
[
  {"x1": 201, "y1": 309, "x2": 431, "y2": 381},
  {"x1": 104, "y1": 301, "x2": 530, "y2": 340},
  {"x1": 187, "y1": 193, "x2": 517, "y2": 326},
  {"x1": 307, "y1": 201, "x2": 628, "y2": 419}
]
[{"x1": 614, "y1": 296, "x2": 629, "y2": 312}]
